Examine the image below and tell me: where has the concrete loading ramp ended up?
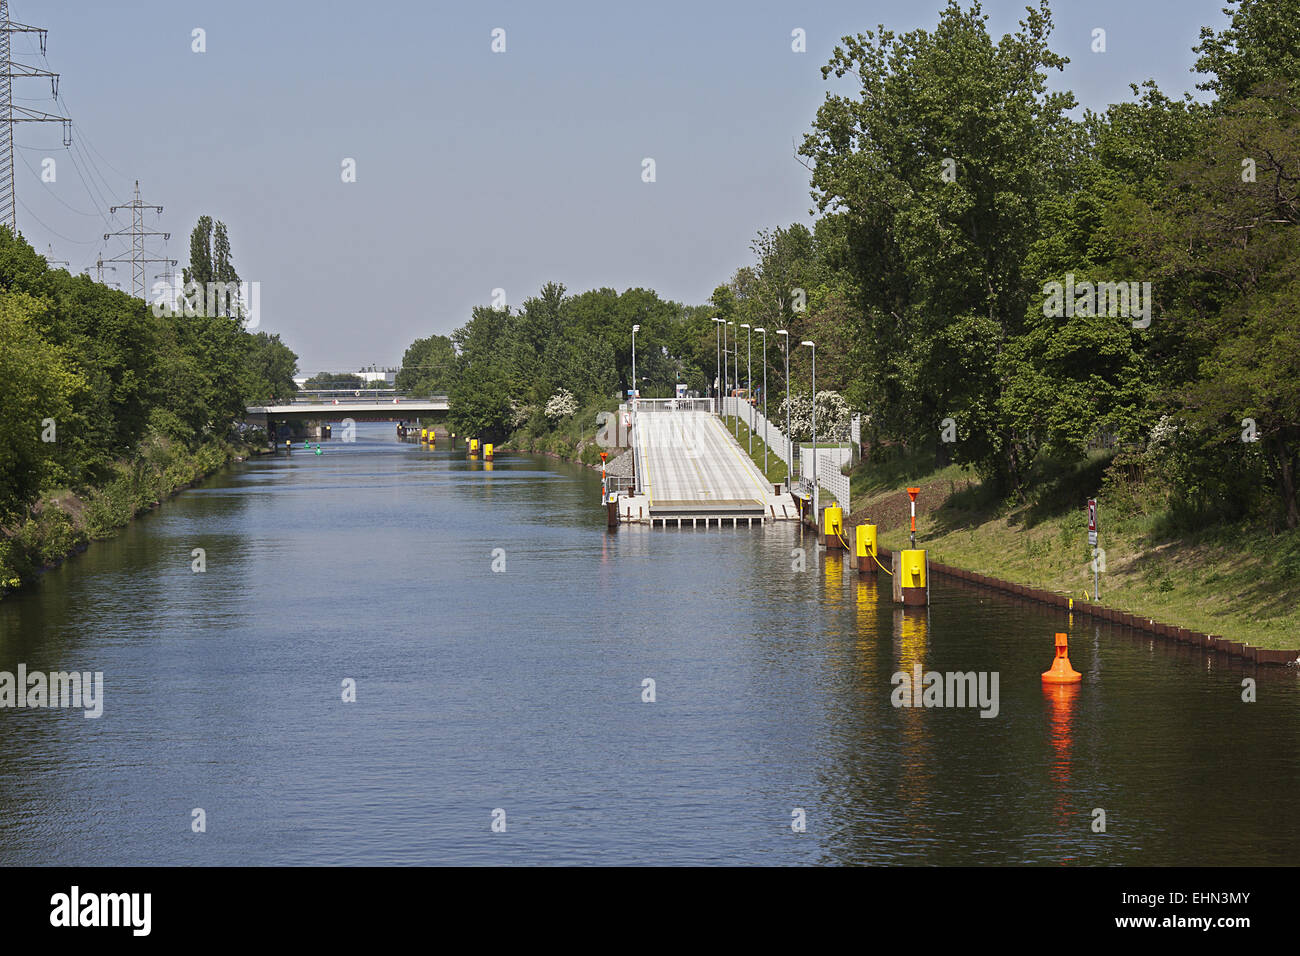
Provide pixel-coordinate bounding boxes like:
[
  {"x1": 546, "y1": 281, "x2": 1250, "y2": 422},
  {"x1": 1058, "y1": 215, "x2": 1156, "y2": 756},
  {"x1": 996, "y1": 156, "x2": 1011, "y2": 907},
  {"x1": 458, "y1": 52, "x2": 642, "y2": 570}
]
[{"x1": 632, "y1": 408, "x2": 787, "y2": 523}]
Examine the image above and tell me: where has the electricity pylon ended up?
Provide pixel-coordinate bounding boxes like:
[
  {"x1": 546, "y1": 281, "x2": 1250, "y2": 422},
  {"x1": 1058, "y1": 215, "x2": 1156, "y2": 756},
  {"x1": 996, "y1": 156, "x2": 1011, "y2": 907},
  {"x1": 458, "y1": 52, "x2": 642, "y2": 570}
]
[{"x1": 0, "y1": 1, "x2": 71, "y2": 234}]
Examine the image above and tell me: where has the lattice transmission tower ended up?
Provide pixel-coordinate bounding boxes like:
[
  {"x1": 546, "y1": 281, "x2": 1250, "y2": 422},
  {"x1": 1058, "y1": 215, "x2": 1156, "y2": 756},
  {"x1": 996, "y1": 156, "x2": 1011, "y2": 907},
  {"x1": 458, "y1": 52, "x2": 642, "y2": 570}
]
[
  {"x1": 103, "y1": 180, "x2": 175, "y2": 300},
  {"x1": 0, "y1": 1, "x2": 71, "y2": 234}
]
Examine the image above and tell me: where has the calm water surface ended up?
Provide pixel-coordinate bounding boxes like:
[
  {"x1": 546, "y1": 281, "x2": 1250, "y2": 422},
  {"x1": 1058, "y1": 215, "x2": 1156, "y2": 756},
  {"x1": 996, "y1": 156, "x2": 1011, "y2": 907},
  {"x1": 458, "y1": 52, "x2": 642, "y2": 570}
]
[{"x1": 1, "y1": 424, "x2": 1296, "y2": 865}]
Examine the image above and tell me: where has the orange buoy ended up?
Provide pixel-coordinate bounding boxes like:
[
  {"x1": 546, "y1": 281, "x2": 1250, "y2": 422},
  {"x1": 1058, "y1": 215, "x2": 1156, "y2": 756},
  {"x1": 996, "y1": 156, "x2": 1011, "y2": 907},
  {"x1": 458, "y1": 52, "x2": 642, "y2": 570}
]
[{"x1": 1042, "y1": 632, "x2": 1082, "y2": 684}]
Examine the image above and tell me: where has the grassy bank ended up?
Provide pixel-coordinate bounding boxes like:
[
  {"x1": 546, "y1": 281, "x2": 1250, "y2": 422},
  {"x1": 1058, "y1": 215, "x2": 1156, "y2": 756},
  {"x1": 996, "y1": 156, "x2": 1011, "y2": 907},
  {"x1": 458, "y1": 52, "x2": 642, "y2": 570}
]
[
  {"x1": 843, "y1": 448, "x2": 1300, "y2": 651},
  {"x1": 721, "y1": 416, "x2": 790, "y2": 486},
  {"x1": 0, "y1": 436, "x2": 247, "y2": 594},
  {"x1": 505, "y1": 397, "x2": 623, "y2": 469}
]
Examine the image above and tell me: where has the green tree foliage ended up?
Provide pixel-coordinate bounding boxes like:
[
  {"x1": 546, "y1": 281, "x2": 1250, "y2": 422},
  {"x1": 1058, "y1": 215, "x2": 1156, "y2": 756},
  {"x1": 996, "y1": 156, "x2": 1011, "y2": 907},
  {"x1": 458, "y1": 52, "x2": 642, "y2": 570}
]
[
  {"x1": 799, "y1": 0, "x2": 1076, "y2": 490},
  {"x1": 0, "y1": 220, "x2": 298, "y2": 524},
  {"x1": 396, "y1": 334, "x2": 455, "y2": 394},
  {"x1": 303, "y1": 372, "x2": 366, "y2": 389},
  {"x1": 0, "y1": 293, "x2": 84, "y2": 517},
  {"x1": 1118, "y1": 85, "x2": 1300, "y2": 526},
  {"x1": 1193, "y1": 0, "x2": 1300, "y2": 101},
  {"x1": 418, "y1": 285, "x2": 701, "y2": 439},
  {"x1": 243, "y1": 332, "x2": 300, "y2": 404}
]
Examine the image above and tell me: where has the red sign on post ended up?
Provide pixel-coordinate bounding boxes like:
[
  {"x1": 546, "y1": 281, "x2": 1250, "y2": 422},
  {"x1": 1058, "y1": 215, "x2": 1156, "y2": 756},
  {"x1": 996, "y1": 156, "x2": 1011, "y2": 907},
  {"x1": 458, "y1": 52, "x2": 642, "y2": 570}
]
[{"x1": 1087, "y1": 498, "x2": 1098, "y2": 546}]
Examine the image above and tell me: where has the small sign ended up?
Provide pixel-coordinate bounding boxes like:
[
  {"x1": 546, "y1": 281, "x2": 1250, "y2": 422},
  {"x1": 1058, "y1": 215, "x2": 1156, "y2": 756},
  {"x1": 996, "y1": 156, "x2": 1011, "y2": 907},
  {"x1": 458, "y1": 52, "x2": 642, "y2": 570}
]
[
  {"x1": 1087, "y1": 498, "x2": 1098, "y2": 546},
  {"x1": 907, "y1": 487, "x2": 920, "y2": 503}
]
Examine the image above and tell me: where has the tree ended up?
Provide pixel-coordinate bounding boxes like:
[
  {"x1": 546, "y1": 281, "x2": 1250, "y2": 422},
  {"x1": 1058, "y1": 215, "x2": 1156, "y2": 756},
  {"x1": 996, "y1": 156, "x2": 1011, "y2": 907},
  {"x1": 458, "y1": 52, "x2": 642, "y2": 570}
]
[
  {"x1": 396, "y1": 334, "x2": 455, "y2": 394},
  {"x1": 0, "y1": 292, "x2": 84, "y2": 517},
  {"x1": 1193, "y1": 0, "x2": 1300, "y2": 102},
  {"x1": 799, "y1": 0, "x2": 1076, "y2": 491},
  {"x1": 304, "y1": 372, "x2": 365, "y2": 389},
  {"x1": 1118, "y1": 85, "x2": 1300, "y2": 526},
  {"x1": 243, "y1": 332, "x2": 299, "y2": 403}
]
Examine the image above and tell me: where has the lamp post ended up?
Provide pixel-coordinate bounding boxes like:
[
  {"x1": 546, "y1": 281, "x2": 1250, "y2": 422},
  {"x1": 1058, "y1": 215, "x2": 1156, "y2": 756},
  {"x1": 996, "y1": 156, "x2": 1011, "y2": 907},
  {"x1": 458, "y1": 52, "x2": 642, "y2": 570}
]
[
  {"x1": 756, "y1": 327, "x2": 767, "y2": 477},
  {"x1": 721, "y1": 318, "x2": 729, "y2": 412},
  {"x1": 717, "y1": 317, "x2": 728, "y2": 416},
  {"x1": 803, "y1": 340, "x2": 816, "y2": 523},
  {"x1": 740, "y1": 323, "x2": 752, "y2": 455},
  {"x1": 776, "y1": 330, "x2": 790, "y2": 487},
  {"x1": 729, "y1": 321, "x2": 740, "y2": 437},
  {"x1": 631, "y1": 324, "x2": 640, "y2": 412}
]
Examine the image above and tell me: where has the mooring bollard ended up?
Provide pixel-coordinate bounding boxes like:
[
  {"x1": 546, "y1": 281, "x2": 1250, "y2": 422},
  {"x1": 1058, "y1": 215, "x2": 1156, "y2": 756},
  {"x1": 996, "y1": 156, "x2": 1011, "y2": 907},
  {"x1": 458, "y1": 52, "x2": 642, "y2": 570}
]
[
  {"x1": 484, "y1": 443, "x2": 494, "y2": 461},
  {"x1": 856, "y1": 523, "x2": 878, "y2": 576},
  {"x1": 823, "y1": 504, "x2": 843, "y2": 550},
  {"x1": 1042, "y1": 632, "x2": 1082, "y2": 684},
  {"x1": 894, "y1": 548, "x2": 927, "y2": 605}
]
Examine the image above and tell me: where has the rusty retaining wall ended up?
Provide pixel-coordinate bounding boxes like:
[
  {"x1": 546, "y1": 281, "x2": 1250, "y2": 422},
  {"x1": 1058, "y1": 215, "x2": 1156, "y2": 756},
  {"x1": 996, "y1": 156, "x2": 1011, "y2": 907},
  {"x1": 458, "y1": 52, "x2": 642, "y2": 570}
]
[{"x1": 873, "y1": 546, "x2": 1299, "y2": 668}]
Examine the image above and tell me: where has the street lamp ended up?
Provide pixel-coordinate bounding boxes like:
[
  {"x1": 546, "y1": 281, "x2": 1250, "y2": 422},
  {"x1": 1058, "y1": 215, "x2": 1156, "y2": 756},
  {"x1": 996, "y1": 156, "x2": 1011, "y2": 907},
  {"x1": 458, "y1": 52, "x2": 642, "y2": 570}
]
[
  {"x1": 728, "y1": 321, "x2": 740, "y2": 437},
  {"x1": 631, "y1": 324, "x2": 640, "y2": 411},
  {"x1": 776, "y1": 330, "x2": 790, "y2": 487},
  {"x1": 802, "y1": 340, "x2": 816, "y2": 522},
  {"x1": 712, "y1": 317, "x2": 723, "y2": 413},
  {"x1": 721, "y1": 318, "x2": 729, "y2": 410},
  {"x1": 740, "y1": 323, "x2": 752, "y2": 455},
  {"x1": 755, "y1": 327, "x2": 767, "y2": 477}
]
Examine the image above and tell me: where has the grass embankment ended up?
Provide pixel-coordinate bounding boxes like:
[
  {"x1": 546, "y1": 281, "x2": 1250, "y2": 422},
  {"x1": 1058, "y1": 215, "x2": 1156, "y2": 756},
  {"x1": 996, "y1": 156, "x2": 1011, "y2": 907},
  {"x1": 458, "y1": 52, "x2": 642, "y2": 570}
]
[
  {"x1": 0, "y1": 436, "x2": 245, "y2": 594},
  {"x1": 843, "y1": 448, "x2": 1300, "y2": 651},
  {"x1": 506, "y1": 398, "x2": 623, "y2": 469},
  {"x1": 721, "y1": 415, "x2": 792, "y2": 486}
]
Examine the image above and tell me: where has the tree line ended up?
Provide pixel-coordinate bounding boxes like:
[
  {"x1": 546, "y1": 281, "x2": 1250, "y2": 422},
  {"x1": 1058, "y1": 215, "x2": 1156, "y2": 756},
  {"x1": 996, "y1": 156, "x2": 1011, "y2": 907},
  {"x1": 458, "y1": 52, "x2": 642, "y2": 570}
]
[
  {"x1": 404, "y1": 0, "x2": 1299, "y2": 531},
  {"x1": 0, "y1": 219, "x2": 298, "y2": 521}
]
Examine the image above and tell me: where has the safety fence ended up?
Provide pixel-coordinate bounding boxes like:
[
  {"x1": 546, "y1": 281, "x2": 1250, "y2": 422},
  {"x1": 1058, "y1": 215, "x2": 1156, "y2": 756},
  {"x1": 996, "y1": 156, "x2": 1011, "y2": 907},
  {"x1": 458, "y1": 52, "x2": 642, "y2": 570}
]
[{"x1": 718, "y1": 396, "x2": 851, "y2": 512}]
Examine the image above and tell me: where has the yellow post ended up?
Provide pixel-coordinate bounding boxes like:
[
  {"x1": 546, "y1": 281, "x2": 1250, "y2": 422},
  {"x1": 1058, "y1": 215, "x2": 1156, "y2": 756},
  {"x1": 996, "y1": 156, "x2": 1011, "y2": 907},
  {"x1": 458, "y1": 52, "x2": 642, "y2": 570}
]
[
  {"x1": 899, "y1": 549, "x2": 927, "y2": 606},
  {"x1": 855, "y1": 524, "x2": 878, "y2": 575},
  {"x1": 420, "y1": 428, "x2": 428, "y2": 441},
  {"x1": 823, "y1": 504, "x2": 844, "y2": 549},
  {"x1": 469, "y1": 438, "x2": 479, "y2": 453},
  {"x1": 484, "y1": 443, "x2": 494, "y2": 461}
]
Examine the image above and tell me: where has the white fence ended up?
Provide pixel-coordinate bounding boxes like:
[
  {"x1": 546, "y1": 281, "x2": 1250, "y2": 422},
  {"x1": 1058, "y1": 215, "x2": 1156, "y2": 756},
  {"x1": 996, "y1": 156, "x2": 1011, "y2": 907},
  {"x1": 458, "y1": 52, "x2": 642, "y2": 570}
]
[
  {"x1": 813, "y1": 452, "x2": 852, "y2": 514},
  {"x1": 721, "y1": 397, "x2": 794, "y2": 471},
  {"x1": 718, "y1": 396, "x2": 851, "y2": 512},
  {"x1": 634, "y1": 397, "x2": 715, "y2": 414}
]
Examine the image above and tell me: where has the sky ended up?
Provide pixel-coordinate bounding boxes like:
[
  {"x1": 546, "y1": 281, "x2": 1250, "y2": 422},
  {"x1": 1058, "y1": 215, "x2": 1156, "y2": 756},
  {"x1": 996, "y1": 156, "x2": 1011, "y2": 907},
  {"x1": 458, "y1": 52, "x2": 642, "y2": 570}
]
[{"x1": 13, "y1": 0, "x2": 1229, "y2": 374}]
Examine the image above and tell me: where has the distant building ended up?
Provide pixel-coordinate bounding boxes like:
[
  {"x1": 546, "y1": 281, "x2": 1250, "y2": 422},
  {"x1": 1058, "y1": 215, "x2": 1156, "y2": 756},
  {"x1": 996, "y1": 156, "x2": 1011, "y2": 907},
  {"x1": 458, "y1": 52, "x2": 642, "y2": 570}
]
[{"x1": 356, "y1": 366, "x2": 397, "y2": 385}]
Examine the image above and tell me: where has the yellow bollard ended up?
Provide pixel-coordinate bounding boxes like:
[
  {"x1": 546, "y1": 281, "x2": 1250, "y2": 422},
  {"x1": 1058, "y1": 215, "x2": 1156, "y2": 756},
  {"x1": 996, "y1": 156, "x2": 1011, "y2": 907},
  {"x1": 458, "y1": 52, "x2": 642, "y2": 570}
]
[
  {"x1": 897, "y1": 549, "x2": 928, "y2": 606},
  {"x1": 856, "y1": 523, "x2": 878, "y2": 576},
  {"x1": 420, "y1": 428, "x2": 428, "y2": 442},
  {"x1": 823, "y1": 504, "x2": 843, "y2": 549},
  {"x1": 484, "y1": 443, "x2": 494, "y2": 461},
  {"x1": 469, "y1": 438, "x2": 479, "y2": 454}
]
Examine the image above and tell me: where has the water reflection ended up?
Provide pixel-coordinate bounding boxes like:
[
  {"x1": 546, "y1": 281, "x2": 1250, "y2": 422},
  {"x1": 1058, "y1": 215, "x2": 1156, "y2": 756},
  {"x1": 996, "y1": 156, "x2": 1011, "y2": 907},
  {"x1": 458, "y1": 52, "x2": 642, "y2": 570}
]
[{"x1": 0, "y1": 423, "x2": 1296, "y2": 865}]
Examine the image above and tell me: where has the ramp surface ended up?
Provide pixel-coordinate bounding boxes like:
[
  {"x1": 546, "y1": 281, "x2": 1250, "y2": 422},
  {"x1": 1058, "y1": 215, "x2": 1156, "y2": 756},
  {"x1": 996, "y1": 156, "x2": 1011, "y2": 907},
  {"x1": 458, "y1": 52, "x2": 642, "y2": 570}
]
[{"x1": 635, "y1": 411, "x2": 775, "y2": 515}]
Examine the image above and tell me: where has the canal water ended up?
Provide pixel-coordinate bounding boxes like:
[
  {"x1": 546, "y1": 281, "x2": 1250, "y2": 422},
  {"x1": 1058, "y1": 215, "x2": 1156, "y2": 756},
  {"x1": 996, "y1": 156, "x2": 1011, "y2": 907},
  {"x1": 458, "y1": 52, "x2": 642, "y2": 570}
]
[{"x1": 1, "y1": 422, "x2": 1296, "y2": 865}]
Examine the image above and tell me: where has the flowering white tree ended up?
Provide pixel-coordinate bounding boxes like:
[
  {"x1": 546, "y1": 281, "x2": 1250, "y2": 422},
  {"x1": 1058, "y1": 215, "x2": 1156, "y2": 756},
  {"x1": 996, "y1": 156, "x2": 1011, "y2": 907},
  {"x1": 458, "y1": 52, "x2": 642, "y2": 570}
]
[
  {"x1": 779, "y1": 390, "x2": 852, "y2": 443},
  {"x1": 544, "y1": 388, "x2": 578, "y2": 423},
  {"x1": 508, "y1": 400, "x2": 533, "y2": 429}
]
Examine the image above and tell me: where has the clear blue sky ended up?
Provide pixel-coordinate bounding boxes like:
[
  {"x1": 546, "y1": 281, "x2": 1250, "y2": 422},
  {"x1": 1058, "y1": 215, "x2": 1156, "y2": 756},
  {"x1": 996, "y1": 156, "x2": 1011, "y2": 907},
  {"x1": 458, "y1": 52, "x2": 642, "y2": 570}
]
[{"x1": 15, "y1": 0, "x2": 1226, "y2": 373}]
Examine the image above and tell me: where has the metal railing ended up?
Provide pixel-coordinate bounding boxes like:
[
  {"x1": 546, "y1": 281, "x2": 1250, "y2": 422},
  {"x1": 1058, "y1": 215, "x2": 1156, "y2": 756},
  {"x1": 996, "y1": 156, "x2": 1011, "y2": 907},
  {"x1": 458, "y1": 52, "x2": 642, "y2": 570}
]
[
  {"x1": 633, "y1": 398, "x2": 714, "y2": 414},
  {"x1": 605, "y1": 475, "x2": 635, "y2": 497},
  {"x1": 720, "y1": 396, "x2": 853, "y2": 511}
]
